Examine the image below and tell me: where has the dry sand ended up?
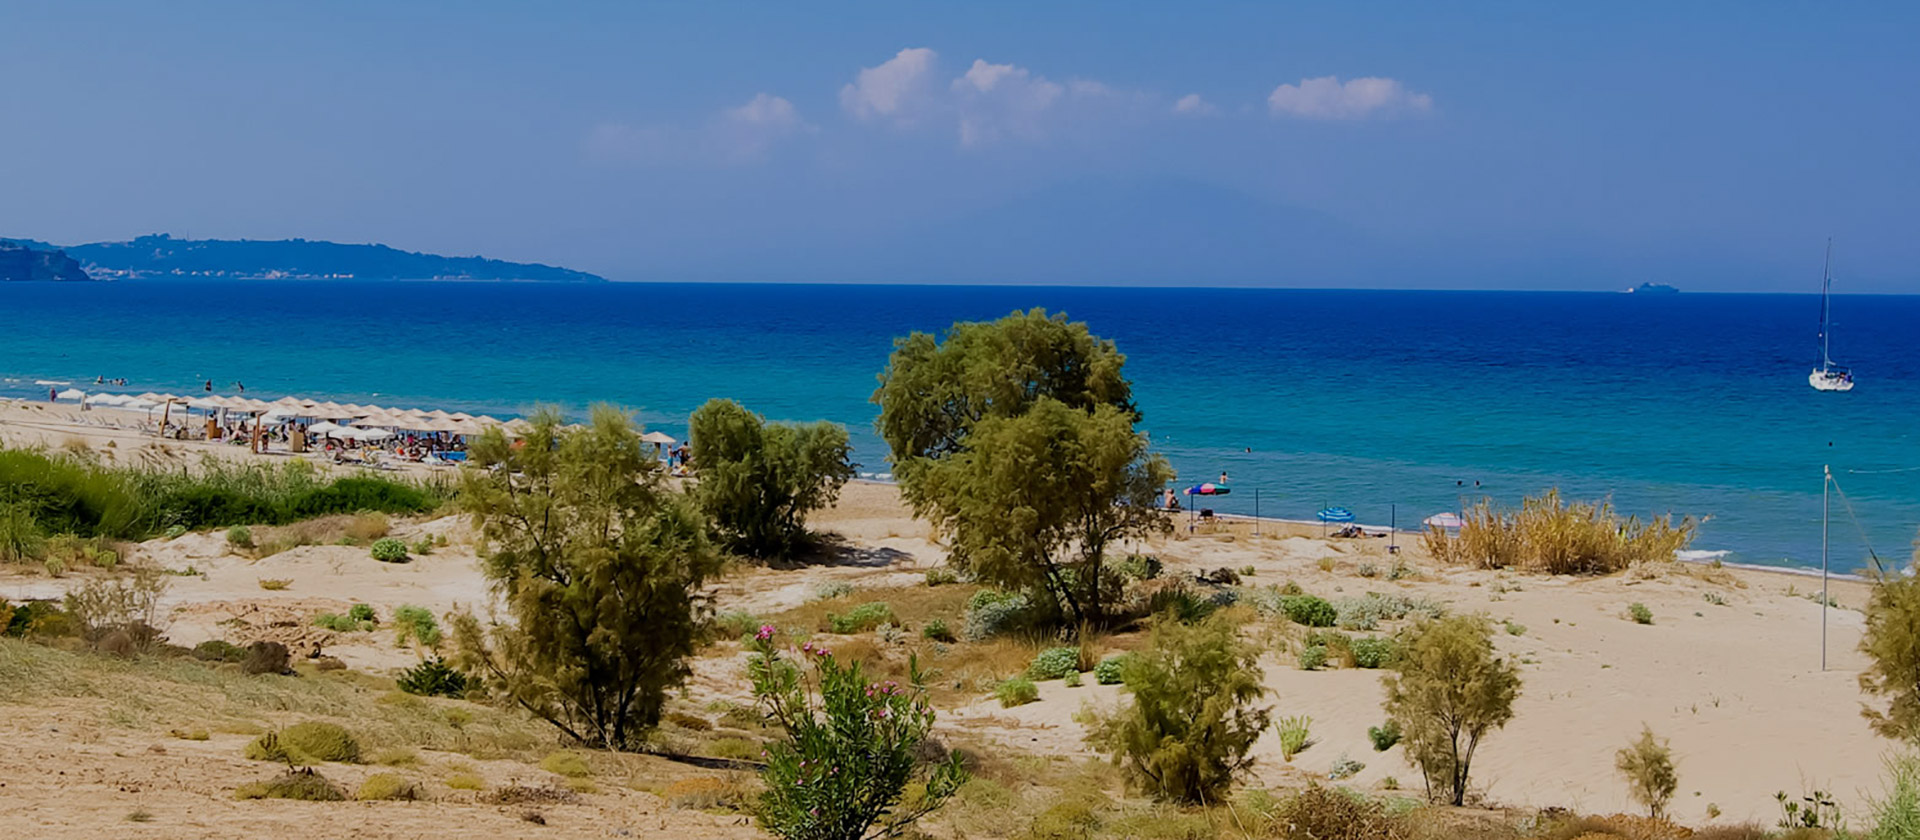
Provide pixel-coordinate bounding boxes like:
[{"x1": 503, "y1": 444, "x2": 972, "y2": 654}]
[{"x1": 0, "y1": 400, "x2": 1899, "y2": 833}]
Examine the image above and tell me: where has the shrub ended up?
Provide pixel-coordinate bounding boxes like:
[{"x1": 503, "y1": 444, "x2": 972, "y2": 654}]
[
  {"x1": 241, "y1": 640, "x2": 290, "y2": 675},
  {"x1": 344, "y1": 512, "x2": 392, "y2": 542},
  {"x1": 1350, "y1": 637, "x2": 1397, "y2": 669},
  {"x1": 922, "y1": 619, "x2": 955, "y2": 643},
  {"x1": 1860, "y1": 571, "x2": 1920, "y2": 739},
  {"x1": 64, "y1": 567, "x2": 170, "y2": 652},
  {"x1": 1329, "y1": 754, "x2": 1366, "y2": 780},
  {"x1": 1297, "y1": 645, "x2": 1329, "y2": 671},
  {"x1": 369, "y1": 537, "x2": 409, "y2": 563},
  {"x1": 1382, "y1": 614, "x2": 1522, "y2": 805},
  {"x1": 1616, "y1": 725, "x2": 1679, "y2": 819},
  {"x1": 924, "y1": 567, "x2": 959, "y2": 586},
  {"x1": 1863, "y1": 753, "x2": 1920, "y2": 840},
  {"x1": 357, "y1": 772, "x2": 419, "y2": 801},
  {"x1": 257, "y1": 578, "x2": 291, "y2": 591},
  {"x1": 827, "y1": 601, "x2": 895, "y2": 634},
  {"x1": 1423, "y1": 489, "x2": 1696, "y2": 574},
  {"x1": 193, "y1": 639, "x2": 248, "y2": 662},
  {"x1": 397, "y1": 657, "x2": 470, "y2": 697},
  {"x1": 813, "y1": 581, "x2": 855, "y2": 601},
  {"x1": 1280, "y1": 595, "x2": 1337, "y2": 628},
  {"x1": 410, "y1": 537, "x2": 435, "y2": 556},
  {"x1": 164, "y1": 524, "x2": 187, "y2": 539},
  {"x1": 539, "y1": 750, "x2": 591, "y2": 778},
  {"x1": 314, "y1": 612, "x2": 371, "y2": 632},
  {"x1": 445, "y1": 772, "x2": 485, "y2": 791},
  {"x1": 1276, "y1": 715, "x2": 1313, "y2": 761},
  {"x1": 1145, "y1": 581, "x2": 1219, "y2": 624},
  {"x1": 964, "y1": 589, "x2": 1035, "y2": 641},
  {"x1": 996, "y1": 676, "x2": 1040, "y2": 707},
  {"x1": 1094, "y1": 654, "x2": 1129, "y2": 685},
  {"x1": 689, "y1": 398, "x2": 855, "y2": 561},
  {"x1": 1368, "y1": 719, "x2": 1402, "y2": 752},
  {"x1": 1064, "y1": 669, "x2": 1083, "y2": 688},
  {"x1": 1629, "y1": 603, "x2": 1654, "y2": 625},
  {"x1": 1083, "y1": 612, "x2": 1270, "y2": 804},
  {"x1": 226, "y1": 526, "x2": 253, "y2": 549},
  {"x1": 1276, "y1": 784, "x2": 1401, "y2": 840},
  {"x1": 246, "y1": 721, "x2": 361, "y2": 764},
  {"x1": 349, "y1": 603, "x2": 377, "y2": 623},
  {"x1": 666, "y1": 776, "x2": 749, "y2": 811},
  {"x1": 393, "y1": 605, "x2": 441, "y2": 648},
  {"x1": 234, "y1": 768, "x2": 345, "y2": 801},
  {"x1": 748, "y1": 627, "x2": 967, "y2": 840},
  {"x1": 1029, "y1": 647, "x2": 1081, "y2": 680},
  {"x1": 1117, "y1": 554, "x2": 1162, "y2": 581},
  {"x1": 372, "y1": 747, "x2": 420, "y2": 766}
]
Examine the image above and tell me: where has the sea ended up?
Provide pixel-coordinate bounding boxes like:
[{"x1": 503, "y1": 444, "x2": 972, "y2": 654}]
[{"x1": 2, "y1": 280, "x2": 1916, "y2": 573}]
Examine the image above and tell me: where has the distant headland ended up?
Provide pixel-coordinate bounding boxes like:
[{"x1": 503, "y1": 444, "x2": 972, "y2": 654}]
[
  {"x1": 0, "y1": 240, "x2": 92, "y2": 282},
  {"x1": 1625, "y1": 282, "x2": 1680, "y2": 295},
  {"x1": 1, "y1": 234, "x2": 604, "y2": 282}
]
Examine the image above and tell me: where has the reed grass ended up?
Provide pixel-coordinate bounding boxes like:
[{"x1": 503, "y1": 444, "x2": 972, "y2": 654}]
[{"x1": 1424, "y1": 489, "x2": 1695, "y2": 575}]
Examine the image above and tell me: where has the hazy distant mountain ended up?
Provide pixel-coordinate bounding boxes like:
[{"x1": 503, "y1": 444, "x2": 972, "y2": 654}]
[
  {"x1": 60, "y1": 234, "x2": 604, "y2": 282},
  {"x1": 0, "y1": 241, "x2": 92, "y2": 282}
]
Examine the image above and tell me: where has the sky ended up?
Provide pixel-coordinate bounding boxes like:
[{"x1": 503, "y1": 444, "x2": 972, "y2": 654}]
[{"x1": 2, "y1": 1, "x2": 1916, "y2": 291}]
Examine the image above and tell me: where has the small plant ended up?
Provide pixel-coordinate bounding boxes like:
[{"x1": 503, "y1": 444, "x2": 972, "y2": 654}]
[
  {"x1": 392, "y1": 605, "x2": 441, "y2": 648},
  {"x1": 1776, "y1": 788, "x2": 1843, "y2": 830},
  {"x1": 372, "y1": 747, "x2": 420, "y2": 766},
  {"x1": 1329, "y1": 754, "x2": 1366, "y2": 780},
  {"x1": 1629, "y1": 602, "x2": 1654, "y2": 625},
  {"x1": 1349, "y1": 636, "x2": 1396, "y2": 669},
  {"x1": 1238, "y1": 564, "x2": 1257, "y2": 578},
  {"x1": 1276, "y1": 715, "x2": 1314, "y2": 761},
  {"x1": 349, "y1": 603, "x2": 377, "y2": 623},
  {"x1": 1117, "y1": 554, "x2": 1162, "y2": 581},
  {"x1": 1704, "y1": 592, "x2": 1728, "y2": 606},
  {"x1": 1094, "y1": 654, "x2": 1128, "y2": 685},
  {"x1": 963, "y1": 589, "x2": 1035, "y2": 641},
  {"x1": 539, "y1": 750, "x2": 591, "y2": 778},
  {"x1": 369, "y1": 537, "x2": 409, "y2": 563},
  {"x1": 397, "y1": 657, "x2": 470, "y2": 697},
  {"x1": 1368, "y1": 719, "x2": 1402, "y2": 751},
  {"x1": 257, "y1": 578, "x2": 291, "y2": 591},
  {"x1": 1280, "y1": 594, "x2": 1337, "y2": 627},
  {"x1": 921, "y1": 618, "x2": 955, "y2": 643},
  {"x1": 241, "y1": 641, "x2": 291, "y2": 675},
  {"x1": 164, "y1": 525, "x2": 187, "y2": 540},
  {"x1": 996, "y1": 676, "x2": 1040, "y2": 707},
  {"x1": 446, "y1": 772, "x2": 486, "y2": 791},
  {"x1": 812, "y1": 581, "x2": 854, "y2": 601},
  {"x1": 1064, "y1": 670, "x2": 1082, "y2": 688},
  {"x1": 1357, "y1": 562, "x2": 1380, "y2": 578},
  {"x1": 924, "y1": 567, "x2": 959, "y2": 586},
  {"x1": 226, "y1": 526, "x2": 253, "y2": 549},
  {"x1": 245, "y1": 721, "x2": 361, "y2": 764},
  {"x1": 313, "y1": 612, "x2": 371, "y2": 632},
  {"x1": 1297, "y1": 644, "x2": 1329, "y2": 671},
  {"x1": 1503, "y1": 620, "x2": 1527, "y2": 636},
  {"x1": 192, "y1": 639, "x2": 247, "y2": 663},
  {"x1": 1382, "y1": 776, "x2": 1399, "y2": 790},
  {"x1": 410, "y1": 537, "x2": 435, "y2": 556},
  {"x1": 1028, "y1": 647, "x2": 1081, "y2": 680},
  {"x1": 1616, "y1": 725, "x2": 1678, "y2": 819},
  {"x1": 357, "y1": 772, "x2": 420, "y2": 801},
  {"x1": 826, "y1": 601, "x2": 894, "y2": 634},
  {"x1": 234, "y1": 768, "x2": 345, "y2": 801}
]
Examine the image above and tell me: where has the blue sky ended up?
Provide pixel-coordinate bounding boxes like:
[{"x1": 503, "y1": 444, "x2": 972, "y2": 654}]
[{"x1": 2, "y1": 1, "x2": 1916, "y2": 290}]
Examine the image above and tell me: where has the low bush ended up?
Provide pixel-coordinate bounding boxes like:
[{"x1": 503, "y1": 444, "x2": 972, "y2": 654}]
[
  {"x1": 827, "y1": 601, "x2": 894, "y2": 634},
  {"x1": 1369, "y1": 719, "x2": 1402, "y2": 752},
  {"x1": 369, "y1": 537, "x2": 409, "y2": 563},
  {"x1": 241, "y1": 641, "x2": 291, "y2": 675},
  {"x1": 665, "y1": 776, "x2": 752, "y2": 811},
  {"x1": 1276, "y1": 715, "x2": 1313, "y2": 761},
  {"x1": 1423, "y1": 489, "x2": 1696, "y2": 574},
  {"x1": 372, "y1": 747, "x2": 421, "y2": 766},
  {"x1": 1028, "y1": 647, "x2": 1081, "y2": 680},
  {"x1": 812, "y1": 581, "x2": 854, "y2": 601},
  {"x1": 1117, "y1": 554, "x2": 1162, "y2": 581},
  {"x1": 257, "y1": 578, "x2": 291, "y2": 591},
  {"x1": 192, "y1": 639, "x2": 248, "y2": 663},
  {"x1": 964, "y1": 589, "x2": 1035, "y2": 641},
  {"x1": 539, "y1": 750, "x2": 591, "y2": 778},
  {"x1": 226, "y1": 526, "x2": 253, "y2": 549},
  {"x1": 1330, "y1": 754, "x2": 1366, "y2": 780},
  {"x1": 234, "y1": 768, "x2": 345, "y2": 801},
  {"x1": 1146, "y1": 582, "x2": 1218, "y2": 624},
  {"x1": 924, "y1": 567, "x2": 959, "y2": 587},
  {"x1": 357, "y1": 772, "x2": 420, "y2": 801},
  {"x1": 1280, "y1": 594, "x2": 1337, "y2": 627},
  {"x1": 245, "y1": 722, "x2": 361, "y2": 764},
  {"x1": 1629, "y1": 603, "x2": 1654, "y2": 625},
  {"x1": 396, "y1": 657, "x2": 470, "y2": 697},
  {"x1": 410, "y1": 537, "x2": 435, "y2": 556},
  {"x1": 1276, "y1": 784, "x2": 1400, "y2": 840},
  {"x1": 392, "y1": 605, "x2": 441, "y2": 648},
  {"x1": 344, "y1": 512, "x2": 391, "y2": 542},
  {"x1": 996, "y1": 676, "x2": 1040, "y2": 707},
  {"x1": 349, "y1": 603, "x2": 377, "y2": 623},
  {"x1": 1094, "y1": 654, "x2": 1129, "y2": 685},
  {"x1": 1616, "y1": 725, "x2": 1679, "y2": 819},
  {"x1": 1350, "y1": 636, "x2": 1397, "y2": 669},
  {"x1": 314, "y1": 612, "x2": 373, "y2": 632},
  {"x1": 1297, "y1": 644, "x2": 1329, "y2": 671},
  {"x1": 1064, "y1": 670, "x2": 1082, "y2": 688},
  {"x1": 922, "y1": 619, "x2": 955, "y2": 643},
  {"x1": 445, "y1": 772, "x2": 486, "y2": 791}
]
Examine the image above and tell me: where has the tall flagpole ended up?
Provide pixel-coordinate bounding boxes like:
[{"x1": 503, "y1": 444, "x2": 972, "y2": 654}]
[{"x1": 1822, "y1": 464, "x2": 1830, "y2": 672}]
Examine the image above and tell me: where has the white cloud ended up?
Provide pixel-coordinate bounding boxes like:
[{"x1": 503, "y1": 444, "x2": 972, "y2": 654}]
[
  {"x1": 840, "y1": 47, "x2": 939, "y2": 124},
  {"x1": 1172, "y1": 93, "x2": 1216, "y2": 116},
  {"x1": 587, "y1": 93, "x2": 809, "y2": 167},
  {"x1": 950, "y1": 59, "x2": 1066, "y2": 147},
  {"x1": 1266, "y1": 76, "x2": 1432, "y2": 120}
]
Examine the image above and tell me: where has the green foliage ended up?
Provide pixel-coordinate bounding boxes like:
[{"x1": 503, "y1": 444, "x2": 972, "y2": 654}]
[
  {"x1": 397, "y1": 657, "x2": 470, "y2": 697},
  {"x1": 688, "y1": 398, "x2": 855, "y2": 561},
  {"x1": 1093, "y1": 655, "x2": 1129, "y2": 685},
  {"x1": 1117, "y1": 554, "x2": 1162, "y2": 581},
  {"x1": 1368, "y1": 719, "x2": 1402, "y2": 752},
  {"x1": 921, "y1": 619, "x2": 955, "y2": 643},
  {"x1": 1279, "y1": 595, "x2": 1337, "y2": 628},
  {"x1": 996, "y1": 676, "x2": 1040, "y2": 707},
  {"x1": 924, "y1": 567, "x2": 959, "y2": 586},
  {"x1": 539, "y1": 750, "x2": 591, "y2": 777},
  {"x1": 1028, "y1": 647, "x2": 1081, "y2": 680},
  {"x1": 1616, "y1": 725, "x2": 1679, "y2": 819},
  {"x1": 453, "y1": 407, "x2": 721, "y2": 751},
  {"x1": 234, "y1": 768, "x2": 345, "y2": 801},
  {"x1": 1330, "y1": 592, "x2": 1440, "y2": 631},
  {"x1": 1424, "y1": 488, "x2": 1696, "y2": 574},
  {"x1": 1296, "y1": 645, "x2": 1329, "y2": 671},
  {"x1": 246, "y1": 721, "x2": 361, "y2": 764},
  {"x1": 1084, "y1": 612, "x2": 1271, "y2": 804},
  {"x1": 1064, "y1": 669, "x2": 1083, "y2": 688},
  {"x1": 1273, "y1": 784, "x2": 1402, "y2": 840},
  {"x1": 0, "y1": 503, "x2": 45, "y2": 563},
  {"x1": 348, "y1": 603, "x2": 376, "y2": 623},
  {"x1": 313, "y1": 612, "x2": 372, "y2": 632},
  {"x1": 1146, "y1": 583, "x2": 1218, "y2": 624},
  {"x1": 1275, "y1": 715, "x2": 1314, "y2": 761},
  {"x1": 1864, "y1": 753, "x2": 1920, "y2": 840},
  {"x1": 748, "y1": 632, "x2": 967, "y2": 840},
  {"x1": 368, "y1": 537, "x2": 409, "y2": 563},
  {"x1": 164, "y1": 524, "x2": 188, "y2": 539},
  {"x1": 241, "y1": 641, "x2": 290, "y2": 675},
  {"x1": 1628, "y1": 602, "x2": 1654, "y2": 625},
  {"x1": 1349, "y1": 636, "x2": 1397, "y2": 669},
  {"x1": 191, "y1": 639, "x2": 248, "y2": 663},
  {"x1": 1382, "y1": 614, "x2": 1522, "y2": 806},
  {"x1": 225, "y1": 525, "x2": 254, "y2": 548},
  {"x1": 1329, "y1": 754, "x2": 1365, "y2": 780},
  {"x1": 963, "y1": 589, "x2": 1038, "y2": 641},
  {"x1": 826, "y1": 601, "x2": 895, "y2": 634},
  {"x1": 1861, "y1": 570, "x2": 1920, "y2": 740},
  {"x1": 392, "y1": 605, "x2": 441, "y2": 648},
  {"x1": 356, "y1": 772, "x2": 419, "y2": 801}
]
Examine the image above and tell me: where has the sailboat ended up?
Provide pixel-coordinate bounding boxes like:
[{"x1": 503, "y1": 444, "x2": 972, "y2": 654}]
[{"x1": 1809, "y1": 239, "x2": 1855, "y2": 392}]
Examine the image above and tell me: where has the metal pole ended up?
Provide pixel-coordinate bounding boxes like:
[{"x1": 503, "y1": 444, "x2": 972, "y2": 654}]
[
  {"x1": 1822, "y1": 464, "x2": 1830, "y2": 672},
  {"x1": 1254, "y1": 489, "x2": 1260, "y2": 537},
  {"x1": 1390, "y1": 504, "x2": 1397, "y2": 554}
]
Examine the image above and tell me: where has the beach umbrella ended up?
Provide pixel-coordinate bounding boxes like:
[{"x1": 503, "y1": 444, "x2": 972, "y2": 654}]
[
  {"x1": 1423, "y1": 512, "x2": 1466, "y2": 530},
  {"x1": 354, "y1": 428, "x2": 396, "y2": 441},
  {"x1": 55, "y1": 388, "x2": 86, "y2": 401},
  {"x1": 640, "y1": 431, "x2": 677, "y2": 445},
  {"x1": 309, "y1": 421, "x2": 344, "y2": 435},
  {"x1": 1316, "y1": 506, "x2": 1355, "y2": 523},
  {"x1": 86, "y1": 393, "x2": 125, "y2": 406},
  {"x1": 1184, "y1": 483, "x2": 1231, "y2": 496}
]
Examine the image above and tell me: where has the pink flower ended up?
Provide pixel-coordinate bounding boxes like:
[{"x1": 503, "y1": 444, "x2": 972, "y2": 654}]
[
  {"x1": 801, "y1": 642, "x2": 813, "y2": 654},
  {"x1": 756, "y1": 624, "x2": 776, "y2": 641},
  {"x1": 816, "y1": 648, "x2": 830, "y2": 657}
]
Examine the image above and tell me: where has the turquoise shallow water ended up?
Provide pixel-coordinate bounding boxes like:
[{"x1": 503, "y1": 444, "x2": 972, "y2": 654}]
[{"x1": 2, "y1": 280, "x2": 1915, "y2": 571}]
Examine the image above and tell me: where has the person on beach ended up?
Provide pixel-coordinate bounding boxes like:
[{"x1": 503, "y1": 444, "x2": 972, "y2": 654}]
[{"x1": 204, "y1": 380, "x2": 213, "y2": 392}]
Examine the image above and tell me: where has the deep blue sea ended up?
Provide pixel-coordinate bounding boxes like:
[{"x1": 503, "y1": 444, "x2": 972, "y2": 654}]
[{"x1": 3, "y1": 281, "x2": 1916, "y2": 572}]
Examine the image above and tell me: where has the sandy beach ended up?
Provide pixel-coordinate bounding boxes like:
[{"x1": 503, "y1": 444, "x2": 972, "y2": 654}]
[{"x1": 0, "y1": 397, "x2": 1896, "y2": 834}]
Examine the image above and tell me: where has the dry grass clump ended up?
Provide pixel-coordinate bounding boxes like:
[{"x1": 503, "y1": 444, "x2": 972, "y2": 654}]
[
  {"x1": 256, "y1": 578, "x2": 292, "y2": 591},
  {"x1": 1425, "y1": 490, "x2": 1695, "y2": 575},
  {"x1": 445, "y1": 772, "x2": 486, "y2": 790},
  {"x1": 245, "y1": 721, "x2": 362, "y2": 764},
  {"x1": 539, "y1": 749, "x2": 592, "y2": 778},
  {"x1": 484, "y1": 784, "x2": 580, "y2": 806},
  {"x1": 1539, "y1": 813, "x2": 1692, "y2": 840},
  {"x1": 356, "y1": 772, "x2": 421, "y2": 801},
  {"x1": 664, "y1": 775, "x2": 757, "y2": 811},
  {"x1": 234, "y1": 768, "x2": 346, "y2": 801}
]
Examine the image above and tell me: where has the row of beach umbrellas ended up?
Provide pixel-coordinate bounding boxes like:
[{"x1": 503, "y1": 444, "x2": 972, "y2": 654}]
[
  {"x1": 1181, "y1": 480, "x2": 1467, "y2": 532},
  {"x1": 54, "y1": 390, "x2": 530, "y2": 437}
]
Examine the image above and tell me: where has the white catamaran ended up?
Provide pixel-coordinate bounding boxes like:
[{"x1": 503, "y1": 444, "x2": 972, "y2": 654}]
[{"x1": 1809, "y1": 239, "x2": 1854, "y2": 392}]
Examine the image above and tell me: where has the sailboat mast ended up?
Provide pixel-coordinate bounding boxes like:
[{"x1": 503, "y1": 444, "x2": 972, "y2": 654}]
[{"x1": 1819, "y1": 238, "x2": 1833, "y2": 369}]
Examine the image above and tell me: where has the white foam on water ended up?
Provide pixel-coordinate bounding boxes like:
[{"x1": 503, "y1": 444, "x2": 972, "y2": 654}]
[{"x1": 1677, "y1": 549, "x2": 1730, "y2": 563}]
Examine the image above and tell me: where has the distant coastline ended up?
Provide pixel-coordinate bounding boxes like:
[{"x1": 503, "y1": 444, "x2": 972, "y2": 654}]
[{"x1": 4, "y1": 234, "x2": 604, "y2": 283}]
